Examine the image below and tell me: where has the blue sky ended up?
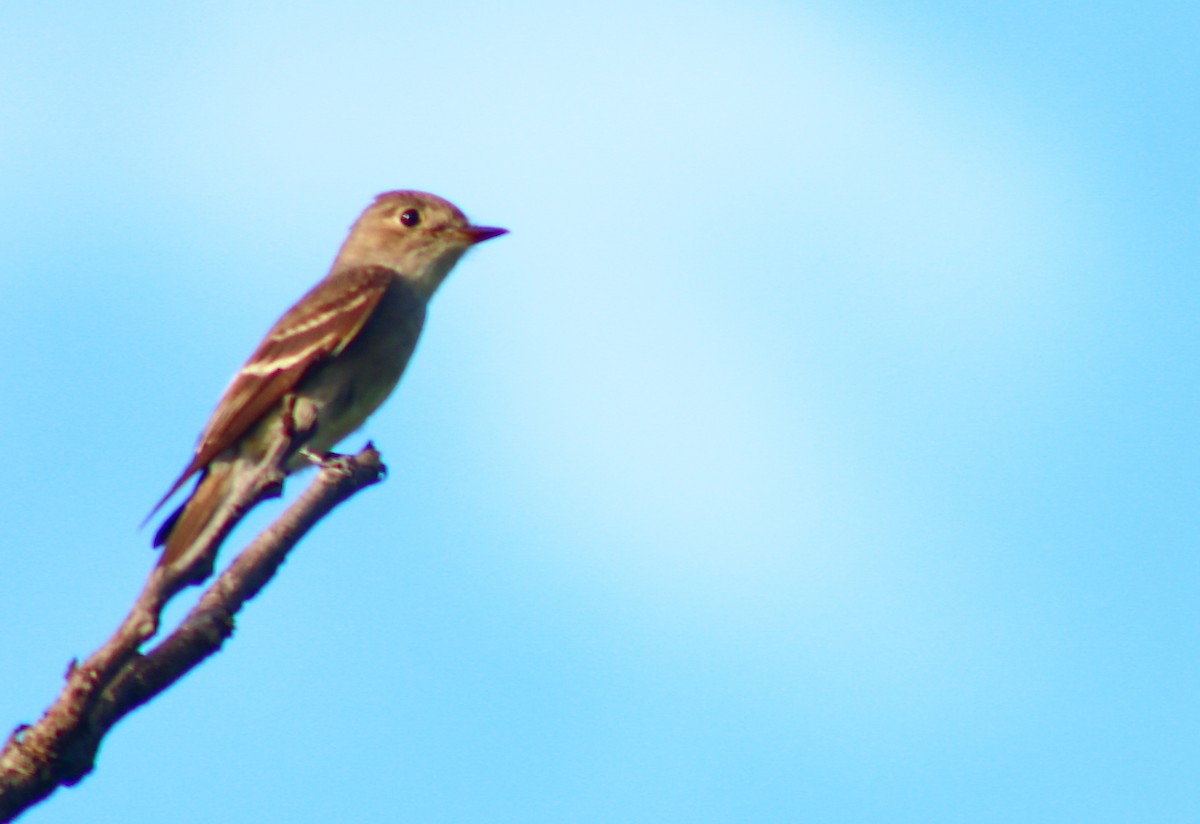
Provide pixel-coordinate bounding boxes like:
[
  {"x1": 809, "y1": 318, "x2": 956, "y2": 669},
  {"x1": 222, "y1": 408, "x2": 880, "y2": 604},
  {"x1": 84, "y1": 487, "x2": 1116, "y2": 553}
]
[{"x1": 2, "y1": 2, "x2": 1197, "y2": 822}]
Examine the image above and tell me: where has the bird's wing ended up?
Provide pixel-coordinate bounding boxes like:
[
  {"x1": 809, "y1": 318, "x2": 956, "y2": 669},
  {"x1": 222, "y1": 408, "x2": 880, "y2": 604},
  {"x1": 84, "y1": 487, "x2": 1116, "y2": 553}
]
[{"x1": 145, "y1": 266, "x2": 395, "y2": 522}]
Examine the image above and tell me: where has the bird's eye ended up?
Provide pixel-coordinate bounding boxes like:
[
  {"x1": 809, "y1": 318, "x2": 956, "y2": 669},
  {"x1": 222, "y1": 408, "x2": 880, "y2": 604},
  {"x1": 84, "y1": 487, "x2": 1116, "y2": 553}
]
[{"x1": 399, "y1": 208, "x2": 421, "y2": 228}]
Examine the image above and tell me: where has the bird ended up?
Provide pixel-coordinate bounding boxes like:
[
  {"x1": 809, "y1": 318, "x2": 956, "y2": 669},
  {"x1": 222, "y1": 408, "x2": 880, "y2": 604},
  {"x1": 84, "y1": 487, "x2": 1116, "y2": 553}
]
[{"x1": 145, "y1": 190, "x2": 506, "y2": 571}]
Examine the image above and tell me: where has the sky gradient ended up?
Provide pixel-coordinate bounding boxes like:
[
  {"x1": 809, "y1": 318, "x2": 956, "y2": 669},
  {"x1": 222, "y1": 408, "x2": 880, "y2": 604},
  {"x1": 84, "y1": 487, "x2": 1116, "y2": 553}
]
[{"x1": 2, "y1": 2, "x2": 1197, "y2": 822}]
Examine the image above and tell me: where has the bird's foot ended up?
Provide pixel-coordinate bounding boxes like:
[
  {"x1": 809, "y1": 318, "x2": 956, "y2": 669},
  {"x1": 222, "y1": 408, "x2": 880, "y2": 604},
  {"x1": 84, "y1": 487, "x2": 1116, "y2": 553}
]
[{"x1": 298, "y1": 447, "x2": 355, "y2": 473}]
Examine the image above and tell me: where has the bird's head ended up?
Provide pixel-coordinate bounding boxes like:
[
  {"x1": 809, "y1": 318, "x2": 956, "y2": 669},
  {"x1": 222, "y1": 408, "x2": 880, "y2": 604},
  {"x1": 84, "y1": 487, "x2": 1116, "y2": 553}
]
[{"x1": 333, "y1": 190, "x2": 507, "y2": 300}]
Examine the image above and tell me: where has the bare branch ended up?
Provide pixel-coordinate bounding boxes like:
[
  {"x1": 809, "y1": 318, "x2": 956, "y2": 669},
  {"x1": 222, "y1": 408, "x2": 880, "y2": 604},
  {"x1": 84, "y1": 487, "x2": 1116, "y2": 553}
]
[{"x1": 0, "y1": 445, "x2": 386, "y2": 822}]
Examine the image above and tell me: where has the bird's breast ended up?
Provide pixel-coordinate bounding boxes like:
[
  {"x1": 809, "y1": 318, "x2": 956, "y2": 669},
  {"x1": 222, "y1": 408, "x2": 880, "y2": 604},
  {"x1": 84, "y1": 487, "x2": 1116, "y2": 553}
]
[{"x1": 293, "y1": 280, "x2": 427, "y2": 455}]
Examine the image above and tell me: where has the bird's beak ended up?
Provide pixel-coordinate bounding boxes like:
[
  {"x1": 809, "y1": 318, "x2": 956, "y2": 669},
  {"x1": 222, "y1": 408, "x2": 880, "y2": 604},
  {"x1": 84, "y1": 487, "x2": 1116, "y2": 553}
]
[{"x1": 465, "y1": 225, "x2": 508, "y2": 244}]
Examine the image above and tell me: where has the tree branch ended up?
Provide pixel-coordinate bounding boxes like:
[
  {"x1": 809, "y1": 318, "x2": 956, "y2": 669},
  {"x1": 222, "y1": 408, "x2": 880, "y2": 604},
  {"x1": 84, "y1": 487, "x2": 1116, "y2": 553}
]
[{"x1": 0, "y1": 444, "x2": 386, "y2": 822}]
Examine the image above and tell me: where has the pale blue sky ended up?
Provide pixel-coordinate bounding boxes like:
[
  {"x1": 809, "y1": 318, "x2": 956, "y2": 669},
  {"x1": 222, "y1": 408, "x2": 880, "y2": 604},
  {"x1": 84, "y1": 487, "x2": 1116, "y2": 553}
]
[{"x1": 2, "y1": 2, "x2": 1197, "y2": 822}]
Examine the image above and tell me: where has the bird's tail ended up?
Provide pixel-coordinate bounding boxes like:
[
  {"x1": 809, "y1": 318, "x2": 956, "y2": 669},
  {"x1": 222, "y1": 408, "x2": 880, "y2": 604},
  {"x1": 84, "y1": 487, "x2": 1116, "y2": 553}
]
[{"x1": 154, "y1": 461, "x2": 237, "y2": 568}]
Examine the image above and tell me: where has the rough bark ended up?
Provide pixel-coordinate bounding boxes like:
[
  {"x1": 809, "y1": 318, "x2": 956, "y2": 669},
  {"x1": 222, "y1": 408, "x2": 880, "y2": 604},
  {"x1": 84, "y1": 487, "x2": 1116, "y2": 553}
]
[{"x1": 0, "y1": 445, "x2": 386, "y2": 822}]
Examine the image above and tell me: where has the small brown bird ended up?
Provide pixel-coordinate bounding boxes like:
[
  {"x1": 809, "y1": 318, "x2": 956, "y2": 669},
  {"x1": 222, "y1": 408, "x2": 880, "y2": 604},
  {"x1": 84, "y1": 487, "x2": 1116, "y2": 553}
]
[{"x1": 146, "y1": 191, "x2": 506, "y2": 568}]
